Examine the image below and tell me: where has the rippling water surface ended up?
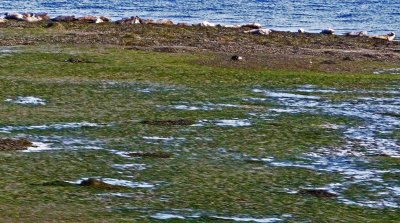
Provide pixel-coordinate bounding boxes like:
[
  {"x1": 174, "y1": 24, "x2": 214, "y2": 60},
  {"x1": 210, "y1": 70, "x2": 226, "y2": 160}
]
[{"x1": 1, "y1": 0, "x2": 398, "y2": 35}]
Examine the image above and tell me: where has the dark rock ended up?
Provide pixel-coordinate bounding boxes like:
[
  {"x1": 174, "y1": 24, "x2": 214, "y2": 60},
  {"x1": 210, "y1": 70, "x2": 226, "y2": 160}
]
[
  {"x1": 65, "y1": 57, "x2": 83, "y2": 63},
  {"x1": 231, "y1": 55, "x2": 243, "y2": 61}
]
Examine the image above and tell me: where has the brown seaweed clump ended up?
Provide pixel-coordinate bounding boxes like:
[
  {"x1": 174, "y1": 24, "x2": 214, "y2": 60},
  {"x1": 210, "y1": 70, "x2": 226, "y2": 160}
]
[
  {"x1": 299, "y1": 189, "x2": 338, "y2": 198},
  {"x1": 79, "y1": 178, "x2": 128, "y2": 190},
  {"x1": 128, "y1": 151, "x2": 173, "y2": 158},
  {"x1": 41, "y1": 178, "x2": 129, "y2": 190},
  {"x1": 0, "y1": 138, "x2": 33, "y2": 151},
  {"x1": 140, "y1": 119, "x2": 195, "y2": 126}
]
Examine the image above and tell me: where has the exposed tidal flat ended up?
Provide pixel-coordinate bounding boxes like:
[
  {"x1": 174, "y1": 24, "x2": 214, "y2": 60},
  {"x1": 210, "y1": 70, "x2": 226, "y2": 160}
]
[{"x1": 0, "y1": 20, "x2": 400, "y2": 222}]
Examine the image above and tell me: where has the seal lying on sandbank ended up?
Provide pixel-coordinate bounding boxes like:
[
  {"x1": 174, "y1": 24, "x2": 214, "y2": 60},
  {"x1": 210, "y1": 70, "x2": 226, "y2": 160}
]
[
  {"x1": 241, "y1": 22, "x2": 262, "y2": 29},
  {"x1": 344, "y1": 31, "x2": 368, "y2": 37},
  {"x1": 321, "y1": 28, "x2": 335, "y2": 35},
  {"x1": 194, "y1": 21, "x2": 216, "y2": 27},
  {"x1": 77, "y1": 16, "x2": 110, "y2": 23},
  {"x1": 5, "y1": 12, "x2": 49, "y2": 22},
  {"x1": 141, "y1": 19, "x2": 174, "y2": 26},
  {"x1": 369, "y1": 32, "x2": 396, "y2": 41},
  {"x1": 243, "y1": 28, "x2": 272, "y2": 35},
  {"x1": 51, "y1": 15, "x2": 77, "y2": 22},
  {"x1": 116, "y1": 16, "x2": 140, "y2": 24}
]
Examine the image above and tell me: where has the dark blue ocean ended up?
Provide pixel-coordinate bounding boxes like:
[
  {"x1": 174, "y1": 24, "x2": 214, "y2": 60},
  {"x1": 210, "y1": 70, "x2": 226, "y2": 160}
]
[{"x1": 1, "y1": 0, "x2": 399, "y2": 35}]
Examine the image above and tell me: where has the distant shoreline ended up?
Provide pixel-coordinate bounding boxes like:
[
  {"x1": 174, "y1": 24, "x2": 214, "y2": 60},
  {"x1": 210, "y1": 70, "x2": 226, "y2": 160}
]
[{"x1": 1, "y1": 12, "x2": 398, "y2": 41}]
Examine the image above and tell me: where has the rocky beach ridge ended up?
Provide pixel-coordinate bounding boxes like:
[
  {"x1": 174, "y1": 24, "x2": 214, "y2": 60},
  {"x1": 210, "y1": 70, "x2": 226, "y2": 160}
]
[
  {"x1": 0, "y1": 12, "x2": 397, "y2": 41},
  {"x1": 1, "y1": 12, "x2": 399, "y2": 76}
]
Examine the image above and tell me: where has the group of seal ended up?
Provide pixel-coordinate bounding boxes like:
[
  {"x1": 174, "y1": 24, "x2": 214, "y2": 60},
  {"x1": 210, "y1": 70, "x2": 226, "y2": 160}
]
[
  {"x1": 319, "y1": 27, "x2": 395, "y2": 41},
  {"x1": 0, "y1": 12, "x2": 396, "y2": 41}
]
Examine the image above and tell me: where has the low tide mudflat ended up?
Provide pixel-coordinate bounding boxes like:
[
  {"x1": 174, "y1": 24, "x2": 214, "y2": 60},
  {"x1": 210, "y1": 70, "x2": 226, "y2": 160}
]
[{"x1": 0, "y1": 21, "x2": 400, "y2": 222}]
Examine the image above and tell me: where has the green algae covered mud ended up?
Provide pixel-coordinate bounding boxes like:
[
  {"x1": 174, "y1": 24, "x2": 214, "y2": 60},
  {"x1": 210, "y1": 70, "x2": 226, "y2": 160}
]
[{"x1": 0, "y1": 22, "x2": 399, "y2": 222}]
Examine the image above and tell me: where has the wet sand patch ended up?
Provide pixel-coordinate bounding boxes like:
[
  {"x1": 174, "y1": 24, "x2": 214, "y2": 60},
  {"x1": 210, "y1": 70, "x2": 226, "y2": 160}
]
[
  {"x1": 251, "y1": 87, "x2": 400, "y2": 157},
  {"x1": 215, "y1": 119, "x2": 252, "y2": 127},
  {"x1": 0, "y1": 46, "x2": 20, "y2": 57},
  {"x1": 161, "y1": 102, "x2": 252, "y2": 111},
  {"x1": 20, "y1": 135, "x2": 104, "y2": 152},
  {"x1": 112, "y1": 163, "x2": 147, "y2": 171},
  {"x1": 250, "y1": 154, "x2": 400, "y2": 208},
  {"x1": 0, "y1": 122, "x2": 109, "y2": 133},
  {"x1": 373, "y1": 68, "x2": 400, "y2": 75},
  {"x1": 5, "y1": 96, "x2": 46, "y2": 105},
  {"x1": 150, "y1": 211, "x2": 288, "y2": 222},
  {"x1": 192, "y1": 119, "x2": 252, "y2": 127}
]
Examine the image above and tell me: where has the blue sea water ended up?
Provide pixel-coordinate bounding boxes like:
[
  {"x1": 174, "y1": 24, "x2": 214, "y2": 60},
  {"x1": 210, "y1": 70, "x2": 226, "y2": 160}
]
[{"x1": 0, "y1": 0, "x2": 399, "y2": 35}]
